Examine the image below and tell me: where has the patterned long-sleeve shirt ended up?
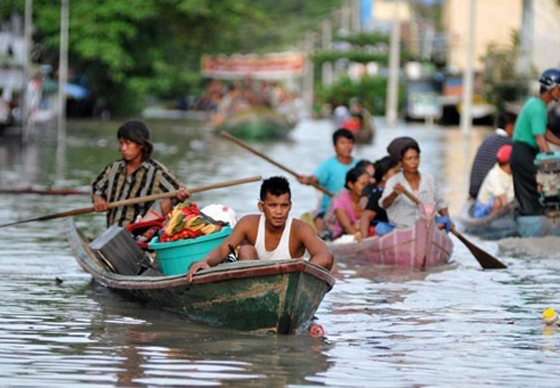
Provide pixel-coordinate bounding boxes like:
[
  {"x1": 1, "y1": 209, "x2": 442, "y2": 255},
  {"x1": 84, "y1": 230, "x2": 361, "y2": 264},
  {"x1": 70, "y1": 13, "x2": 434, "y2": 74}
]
[
  {"x1": 379, "y1": 171, "x2": 446, "y2": 228},
  {"x1": 91, "y1": 159, "x2": 183, "y2": 227}
]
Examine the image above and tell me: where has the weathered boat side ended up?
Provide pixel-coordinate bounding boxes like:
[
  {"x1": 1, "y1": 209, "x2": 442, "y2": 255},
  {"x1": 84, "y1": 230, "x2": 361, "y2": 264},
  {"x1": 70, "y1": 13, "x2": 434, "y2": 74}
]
[
  {"x1": 66, "y1": 220, "x2": 334, "y2": 334},
  {"x1": 328, "y1": 217, "x2": 452, "y2": 268}
]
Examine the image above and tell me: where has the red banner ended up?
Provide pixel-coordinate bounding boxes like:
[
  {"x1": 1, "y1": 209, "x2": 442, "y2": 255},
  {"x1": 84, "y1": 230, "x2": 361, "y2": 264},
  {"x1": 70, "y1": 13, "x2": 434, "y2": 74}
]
[{"x1": 201, "y1": 52, "x2": 306, "y2": 80}]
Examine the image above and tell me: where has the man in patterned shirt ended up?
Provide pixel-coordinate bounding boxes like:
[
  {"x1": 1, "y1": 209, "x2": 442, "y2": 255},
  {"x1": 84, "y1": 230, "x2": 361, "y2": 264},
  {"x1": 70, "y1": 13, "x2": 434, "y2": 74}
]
[{"x1": 91, "y1": 120, "x2": 190, "y2": 227}]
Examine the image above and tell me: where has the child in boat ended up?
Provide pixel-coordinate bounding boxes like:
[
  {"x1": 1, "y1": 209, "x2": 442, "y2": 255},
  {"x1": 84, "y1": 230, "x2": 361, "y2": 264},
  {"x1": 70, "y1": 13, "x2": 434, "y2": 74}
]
[
  {"x1": 298, "y1": 129, "x2": 357, "y2": 232},
  {"x1": 324, "y1": 167, "x2": 370, "y2": 241},
  {"x1": 359, "y1": 156, "x2": 401, "y2": 238},
  {"x1": 186, "y1": 176, "x2": 334, "y2": 283},
  {"x1": 380, "y1": 138, "x2": 452, "y2": 232},
  {"x1": 473, "y1": 144, "x2": 514, "y2": 218}
]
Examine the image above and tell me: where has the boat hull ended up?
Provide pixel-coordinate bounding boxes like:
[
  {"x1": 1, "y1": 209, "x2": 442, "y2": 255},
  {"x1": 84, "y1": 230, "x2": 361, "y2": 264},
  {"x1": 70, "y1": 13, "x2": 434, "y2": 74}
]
[
  {"x1": 457, "y1": 199, "x2": 560, "y2": 239},
  {"x1": 328, "y1": 217, "x2": 452, "y2": 269},
  {"x1": 66, "y1": 220, "x2": 334, "y2": 334},
  {"x1": 216, "y1": 110, "x2": 295, "y2": 140},
  {"x1": 458, "y1": 199, "x2": 519, "y2": 240}
]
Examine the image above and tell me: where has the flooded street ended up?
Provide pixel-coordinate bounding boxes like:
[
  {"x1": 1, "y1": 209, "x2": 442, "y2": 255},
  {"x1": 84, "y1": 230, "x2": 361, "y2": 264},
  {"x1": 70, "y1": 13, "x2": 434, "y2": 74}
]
[{"x1": 1, "y1": 119, "x2": 560, "y2": 386}]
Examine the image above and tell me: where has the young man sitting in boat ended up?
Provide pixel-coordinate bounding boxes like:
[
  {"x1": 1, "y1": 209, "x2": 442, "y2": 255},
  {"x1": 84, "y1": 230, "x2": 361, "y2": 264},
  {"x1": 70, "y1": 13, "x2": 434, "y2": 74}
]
[
  {"x1": 91, "y1": 120, "x2": 190, "y2": 227},
  {"x1": 186, "y1": 176, "x2": 334, "y2": 282}
]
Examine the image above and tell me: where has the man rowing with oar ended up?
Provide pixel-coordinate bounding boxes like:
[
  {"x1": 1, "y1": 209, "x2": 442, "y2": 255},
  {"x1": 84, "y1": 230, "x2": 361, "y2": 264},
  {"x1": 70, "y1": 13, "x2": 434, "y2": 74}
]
[
  {"x1": 91, "y1": 120, "x2": 190, "y2": 227},
  {"x1": 186, "y1": 176, "x2": 334, "y2": 282}
]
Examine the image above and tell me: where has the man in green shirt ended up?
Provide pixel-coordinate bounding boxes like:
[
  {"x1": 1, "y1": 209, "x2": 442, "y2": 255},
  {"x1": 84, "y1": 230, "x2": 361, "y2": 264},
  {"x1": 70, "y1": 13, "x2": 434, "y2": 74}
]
[{"x1": 510, "y1": 69, "x2": 560, "y2": 215}]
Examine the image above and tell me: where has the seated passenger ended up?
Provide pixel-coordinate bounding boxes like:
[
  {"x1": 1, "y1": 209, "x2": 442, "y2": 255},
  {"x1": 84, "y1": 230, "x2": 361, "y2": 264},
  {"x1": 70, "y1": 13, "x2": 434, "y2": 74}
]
[
  {"x1": 186, "y1": 176, "x2": 333, "y2": 282},
  {"x1": 359, "y1": 156, "x2": 400, "y2": 238},
  {"x1": 473, "y1": 144, "x2": 514, "y2": 218},
  {"x1": 468, "y1": 111, "x2": 516, "y2": 199},
  {"x1": 324, "y1": 167, "x2": 370, "y2": 241},
  {"x1": 380, "y1": 139, "x2": 452, "y2": 232}
]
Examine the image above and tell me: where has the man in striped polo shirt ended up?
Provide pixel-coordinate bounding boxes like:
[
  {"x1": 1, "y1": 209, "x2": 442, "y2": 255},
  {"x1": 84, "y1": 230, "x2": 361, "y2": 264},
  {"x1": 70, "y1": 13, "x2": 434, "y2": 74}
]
[
  {"x1": 91, "y1": 120, "x2": 190, "y2": 227},
  {"x1": 468, "y1": 111, "x2": 517, "y2": 199}
]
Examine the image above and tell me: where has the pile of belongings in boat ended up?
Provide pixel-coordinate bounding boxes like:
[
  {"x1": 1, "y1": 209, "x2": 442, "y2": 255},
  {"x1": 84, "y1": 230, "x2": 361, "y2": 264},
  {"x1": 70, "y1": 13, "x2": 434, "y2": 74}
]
[
  {"x1": 126, "y1": 201, "x2": 229, "y2": 248},
  {"x1": 159, "y1": 201, "x2": 225, "y2": 242}
]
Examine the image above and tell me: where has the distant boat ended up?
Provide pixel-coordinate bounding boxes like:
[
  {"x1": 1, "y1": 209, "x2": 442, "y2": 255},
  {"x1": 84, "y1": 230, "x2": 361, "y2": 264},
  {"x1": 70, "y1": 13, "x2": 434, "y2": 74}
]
[
  {"x1": 215, "y1": 108, "x2": 296, "y2": 140},
  {"x1": 457, "y1": 199, "x2": 519, "y2": 240},
  {"x1": 66, "y1": 220, "x2": 334, "y2": 334},
  {"x1": 457, "y1": 199, "x2": 560, "y2": 239},
  {"x1": 327, "y1": 217, "x2": 453, "y2": 269}
]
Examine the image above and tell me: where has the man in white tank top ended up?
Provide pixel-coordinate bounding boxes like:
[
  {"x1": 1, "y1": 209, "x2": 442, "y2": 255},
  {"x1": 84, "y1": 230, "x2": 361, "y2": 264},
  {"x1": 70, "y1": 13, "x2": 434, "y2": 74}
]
[{"x1": 187, "y1": 176, "x2": 334, "y2": 282}]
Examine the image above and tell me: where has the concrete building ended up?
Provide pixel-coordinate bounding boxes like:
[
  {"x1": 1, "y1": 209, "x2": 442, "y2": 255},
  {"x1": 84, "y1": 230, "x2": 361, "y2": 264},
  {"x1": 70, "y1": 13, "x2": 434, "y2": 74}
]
[{"x1": 443, "y1": 0, "x2": 560, "y2": 73}]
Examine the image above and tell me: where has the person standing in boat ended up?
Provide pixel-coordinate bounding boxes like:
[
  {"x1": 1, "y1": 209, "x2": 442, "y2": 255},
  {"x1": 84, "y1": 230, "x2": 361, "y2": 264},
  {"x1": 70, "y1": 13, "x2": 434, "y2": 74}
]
[
  {"x1": 510, "y1": 69, "x2": 560, "y2": 216},
  {"x1": 91, "y1": 120, "x2": 190, "y2": 227},
  {"x1": 298, "y1": 128, "x2": 358, "y2": 232},
  {"x1": 186, "y1": 176, "x2": 334, "y2": 282},
  {"x1": 468, "y1": 110, "x2": 517, "y2": 199},
  {"x1": 380, "y1": 139, "x2": 452, "y2": 232}
]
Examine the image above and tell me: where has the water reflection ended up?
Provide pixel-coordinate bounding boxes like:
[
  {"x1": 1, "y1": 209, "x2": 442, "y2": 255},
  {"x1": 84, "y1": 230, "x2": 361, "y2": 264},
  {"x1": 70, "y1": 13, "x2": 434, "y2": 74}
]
[
  {"x1": 83, "y1": 284, "x2": 333, "y2": 387},
  {"x1": 2, "y1": 119, "x2": 560, "y2": 386}
]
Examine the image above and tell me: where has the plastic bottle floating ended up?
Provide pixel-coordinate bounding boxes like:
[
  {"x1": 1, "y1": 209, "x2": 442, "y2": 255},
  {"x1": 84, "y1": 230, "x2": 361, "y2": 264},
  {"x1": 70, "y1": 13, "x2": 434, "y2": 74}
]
[{"x1": 543, "y1": 308, "x2": 559, "y2": 325}]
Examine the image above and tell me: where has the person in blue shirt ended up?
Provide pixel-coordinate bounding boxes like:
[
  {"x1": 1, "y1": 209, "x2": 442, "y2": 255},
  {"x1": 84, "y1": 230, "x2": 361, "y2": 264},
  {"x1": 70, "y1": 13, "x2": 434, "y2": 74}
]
[{"x1": 298, "y1": 128, "x2": 357, "y2": 233}]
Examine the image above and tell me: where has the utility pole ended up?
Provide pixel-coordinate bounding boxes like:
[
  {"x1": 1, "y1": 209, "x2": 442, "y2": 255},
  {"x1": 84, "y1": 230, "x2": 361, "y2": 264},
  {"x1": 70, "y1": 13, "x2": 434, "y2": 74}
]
[
  {"x1": 460, "y1": 0, "x2": 476, "y2": 136},
  {"x1": 518, "y1": 0, "x2": 533, "y2": 79},
  {"x1": 22, "y1": 0, "x2": 32, "y2": 143},
  {"x1": 304, "y1": 33, "x2": 315, "y2": 115},
  {"x1": 57, "y1": 0, "x2": 69, "y2": 146},
  {"x1": 322, "y1": 20, "x2": 333, "y2": 86},
  {"x1": 352, "y1": 0, "x2": 361, "y2": 34},
  {"x1": 385, "y1": 0, "x2": 401, "y2": 129}
]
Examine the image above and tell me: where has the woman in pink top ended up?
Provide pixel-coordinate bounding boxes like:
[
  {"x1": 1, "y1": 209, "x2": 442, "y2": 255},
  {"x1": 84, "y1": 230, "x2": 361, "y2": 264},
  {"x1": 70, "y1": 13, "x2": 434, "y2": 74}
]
[{"x1": 325, "y1": 167, "x2": 370, "y2": 240}]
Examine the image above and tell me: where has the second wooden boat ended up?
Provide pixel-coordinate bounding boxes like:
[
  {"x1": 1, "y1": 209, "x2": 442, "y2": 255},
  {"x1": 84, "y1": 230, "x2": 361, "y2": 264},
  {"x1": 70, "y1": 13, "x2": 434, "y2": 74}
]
[
  {"x1": 457, "y1": 199, "x2": 518, "y2": 240},
  {"x1": 66, "y1": 220, "x2": 335, "y2": 334},
  {"x1": 327, "y1": 217, "x2": 453, "y2": 269},
  {"x1": 216, "y1": 109, "x2": 295, "y2": 140}
]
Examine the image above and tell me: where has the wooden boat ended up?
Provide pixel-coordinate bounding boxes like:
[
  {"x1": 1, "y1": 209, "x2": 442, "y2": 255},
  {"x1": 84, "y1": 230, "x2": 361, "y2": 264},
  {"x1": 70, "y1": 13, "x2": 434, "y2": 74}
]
[
  {"x1": 457, "y1": 199, "x2": 519, "y2": 240},
  {"x1": 215, "y1": 109, "x2": 295, "y2": 140},
  {"x1": 458, "y1": 199, "x2": 560, "y2": 239},
  {"x1": 353, "y1": 121, "x2": 374, "y2": 144},
  {"x1": 66, "y1": 220, "x2": 334, "y2": 334},
  {"x1": 327, "y1": 217, "x2": 452, "y2": 269}
]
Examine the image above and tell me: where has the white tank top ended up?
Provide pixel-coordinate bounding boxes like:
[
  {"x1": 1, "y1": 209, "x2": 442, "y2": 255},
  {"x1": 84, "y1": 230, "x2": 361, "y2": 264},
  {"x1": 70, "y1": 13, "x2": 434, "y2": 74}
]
[{"x1": 255, "y1": 215, "x2": 307, "y2": 260}]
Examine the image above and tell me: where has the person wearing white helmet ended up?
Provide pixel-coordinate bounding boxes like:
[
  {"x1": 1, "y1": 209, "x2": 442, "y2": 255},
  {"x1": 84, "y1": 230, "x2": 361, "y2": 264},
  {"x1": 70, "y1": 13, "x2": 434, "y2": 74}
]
[{"x1": 509, "y1": 68, "x2": 560, "y2": 215}]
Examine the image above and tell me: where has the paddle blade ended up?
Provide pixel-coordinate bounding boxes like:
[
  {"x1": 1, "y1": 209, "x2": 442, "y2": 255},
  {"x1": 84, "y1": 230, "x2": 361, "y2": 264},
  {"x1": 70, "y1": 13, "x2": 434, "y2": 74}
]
[{"x1": 452, "y1": 230, "x2": 507, "y2": 269}]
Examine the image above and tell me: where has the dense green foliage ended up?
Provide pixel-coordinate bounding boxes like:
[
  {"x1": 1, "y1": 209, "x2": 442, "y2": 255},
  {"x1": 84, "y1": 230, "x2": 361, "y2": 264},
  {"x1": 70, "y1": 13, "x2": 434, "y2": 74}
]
[
  {"x1": 317, "y1": 76, "x2": 404, "y2": 116},
  {"x1": 2, "y1": 0, "x2": 341, "y2": 115}
]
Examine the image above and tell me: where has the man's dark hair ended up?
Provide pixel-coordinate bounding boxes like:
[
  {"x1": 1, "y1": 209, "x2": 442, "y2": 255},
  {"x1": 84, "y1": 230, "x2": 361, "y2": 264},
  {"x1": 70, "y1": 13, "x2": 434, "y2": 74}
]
[
  {"x1": 117, "y1": 120, "x2": 153, "y2": 160},
  {"x1": 344, "y1": 167, "x2": 368, "y2": 189},
  {"x1": 332, "y1": 128, "x2": 355, "y2": 145},
  {"x1": 374, "y1": 156, "x2": 399, "y2": 183},
  {"x1": 260, "y1": 176, "x2": 291, "y2": 201},
  {"x1": 496, "y1": 111, "x2": 518, "y2": 129}
]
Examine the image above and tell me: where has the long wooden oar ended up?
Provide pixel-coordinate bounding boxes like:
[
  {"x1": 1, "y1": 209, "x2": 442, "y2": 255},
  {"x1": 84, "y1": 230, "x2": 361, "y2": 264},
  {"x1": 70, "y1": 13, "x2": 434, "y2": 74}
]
[
  {"x1": 0, "y1": 176, "x2": 261, "y2": 229},
  {"x1": 0, "y1": 186, "x2": 89, "y2": 196},
  {"x1": 401, "y1": 188, "x2": 507, "y2": 269},
  {"x1": 219, "y1": 131, "x2": 334, "y2": 197}
]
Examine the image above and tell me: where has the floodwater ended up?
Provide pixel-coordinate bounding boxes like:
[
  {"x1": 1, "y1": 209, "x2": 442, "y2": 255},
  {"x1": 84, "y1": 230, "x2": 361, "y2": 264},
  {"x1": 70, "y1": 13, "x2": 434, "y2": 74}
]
[{"x1": 1, "y1": 118, "x2": 560, "y2": 387}]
